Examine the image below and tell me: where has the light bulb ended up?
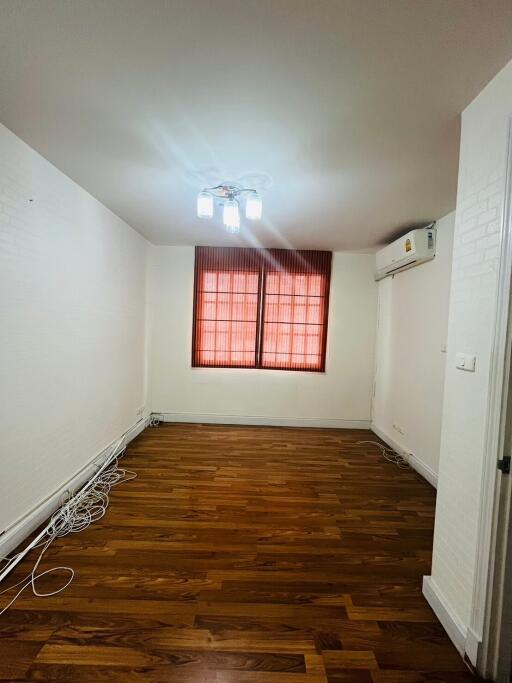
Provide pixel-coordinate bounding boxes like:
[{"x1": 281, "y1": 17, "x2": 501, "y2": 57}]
[
  {"x1": 223, "y1": 199, "x2": 240, "y2": 233},
  {"x1": 197, "y1": 191, "x2": 213, "y2": 218},
  {"x1": 245, "y1": 192, "x2": 262, "y2": 220}
]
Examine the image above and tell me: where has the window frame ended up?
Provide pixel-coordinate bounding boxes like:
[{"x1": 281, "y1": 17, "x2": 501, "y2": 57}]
[{"x1": 192, "y1": 247, "x2": 331, "y2": 373}]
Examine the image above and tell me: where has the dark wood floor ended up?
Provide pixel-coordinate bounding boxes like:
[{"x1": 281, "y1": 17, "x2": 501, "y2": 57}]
[{"x1": 0, "y1": 423, "x2": 478, "y2": 682}]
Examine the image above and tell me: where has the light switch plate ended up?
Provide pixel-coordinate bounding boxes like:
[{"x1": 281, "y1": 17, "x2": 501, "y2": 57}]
[
  {"x1": 456, "y1": 353, "x2": 476, "y2": 372},
  {"x1": 464, "y1": 354, "x2": 476, "y2": 372}
]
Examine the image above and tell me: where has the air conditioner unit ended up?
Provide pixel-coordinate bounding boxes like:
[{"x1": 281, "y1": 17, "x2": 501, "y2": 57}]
[{"x1": 375, "y1": 225, "x2": 436, "y2": 281}]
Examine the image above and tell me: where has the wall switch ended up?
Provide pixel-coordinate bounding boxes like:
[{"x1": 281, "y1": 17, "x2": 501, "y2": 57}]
[
  {"x1": 456, "y1": 353, "x2": 476, "y2": 372},
  {"x1": 464, "y1": 354, "x2": 476, "y2": 371},
  {"x1": 455, "y1": 353, "x2": 465, "y2": 369}
]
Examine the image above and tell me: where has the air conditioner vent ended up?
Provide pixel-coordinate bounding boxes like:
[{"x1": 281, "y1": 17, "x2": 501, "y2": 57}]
[{"x1": 375, "y1": 226, "x2": 436, "y2": 281}]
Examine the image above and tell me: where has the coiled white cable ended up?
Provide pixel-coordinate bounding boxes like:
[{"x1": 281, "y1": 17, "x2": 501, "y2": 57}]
[
  {"x1": 356, "y1": 440, "x2": 409, "y2": 469},
  {"x1": 0, "y1": 448, "x2": 136, "y2": 615}
]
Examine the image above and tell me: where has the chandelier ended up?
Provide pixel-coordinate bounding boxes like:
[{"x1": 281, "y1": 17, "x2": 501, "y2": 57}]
[{"x1": 196, "y1": 184, "x2": 262, "y2": 233}]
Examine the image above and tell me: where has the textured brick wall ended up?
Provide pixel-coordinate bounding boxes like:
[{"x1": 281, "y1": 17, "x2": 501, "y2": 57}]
[{"x1": 429, "y1": 59, "x2": 512, "y2": 631}]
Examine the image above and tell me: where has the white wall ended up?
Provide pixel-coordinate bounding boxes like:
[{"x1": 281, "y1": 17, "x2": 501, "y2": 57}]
[
  {"x1": 425, "y1": 59, "x2": 512, "y2": 651},
  {"x1": 0, "y1": 123, "x2": 148, "y2": 536},
  {"x1": 148, "y1": 247, "x2": 377, "y2": 427},
  {"x1": 372, "y1": 212, "x2": 455, "y2": 486}
]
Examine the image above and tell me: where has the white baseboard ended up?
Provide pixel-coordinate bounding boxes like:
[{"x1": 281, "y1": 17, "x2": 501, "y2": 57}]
[
  {"x1": 155, "y1": 412, "x2": 370, "y2": 430},
  {"x1": 464, "y1": 626, "x2": 481, "y2": 667},
  {"x1": 0, "y1": 416, "x2": 148, "y2": 560},
  {"x1": 370, "y1": 423, "x2": 438, "y2": 488},
  {"x1": 423, "y1": 576, "x2": 468, "y2": 655},
  {"x1": 408, "y1": 453, "x2": 438, "y2": 489}
]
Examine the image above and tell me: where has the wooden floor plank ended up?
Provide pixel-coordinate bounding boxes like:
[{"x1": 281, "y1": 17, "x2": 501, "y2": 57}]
[{"x1": 0, "y1": 423, "x2": 479, "y2": 681}]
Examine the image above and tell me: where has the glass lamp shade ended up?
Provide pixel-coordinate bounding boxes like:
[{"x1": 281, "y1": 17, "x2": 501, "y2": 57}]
[
  {"x1": 245, "y1": 192, "x2": 262, "y2": 220},
  {"x1": 197, "y1": 191, "x2": 214, "y2": 218},
  {"x1": 223, "y1": 199, "x2": 240, "y2": 233}
]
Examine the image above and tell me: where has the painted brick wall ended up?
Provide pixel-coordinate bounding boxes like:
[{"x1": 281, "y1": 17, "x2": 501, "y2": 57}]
[
  {"x1": 428, "y1": 59, "x2": 512, "y2": 633},
  {"x1": 0, "y1": 123, "x2": 148, "y2": 535}
]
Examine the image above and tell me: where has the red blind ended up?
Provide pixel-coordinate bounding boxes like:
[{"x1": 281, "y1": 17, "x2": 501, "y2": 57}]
[
  {"x1": 192, "y1": 247, "x2": 262, "y2": 368},
  {"x1": 260, "y1": 250, "x2": 331, "y2": 371},
  {"x1": 192, "y1": 247, "x2": 331, "y2": 371}
]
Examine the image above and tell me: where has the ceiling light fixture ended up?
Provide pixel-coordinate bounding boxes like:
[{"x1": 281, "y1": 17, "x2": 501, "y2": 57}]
[
  {"x1": 196, "y1": 191, "x2": 214, "y2": 219},
  {"x1": 222, "y1": 199, "x2": 240, "y2": 233},
  {"x1": 196, "y1": 184, "x2": 262, "y2": 233}
]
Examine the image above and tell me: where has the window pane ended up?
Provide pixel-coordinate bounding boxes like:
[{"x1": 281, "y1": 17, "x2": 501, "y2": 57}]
[
  {"x1": 193, "y1": 264, "x2": 259, "y2": 368},
  {"x1": 203, "y1": 271, "x2": 218, "y2": 292},
  {"x1": 261, "y1": 272, "x2": 328, "y2": 371}
]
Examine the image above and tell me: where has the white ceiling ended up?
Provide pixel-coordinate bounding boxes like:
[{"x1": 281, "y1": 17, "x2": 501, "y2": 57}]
[{"x1": 1, "y1": 1, "x2": 512, "y2": 250}]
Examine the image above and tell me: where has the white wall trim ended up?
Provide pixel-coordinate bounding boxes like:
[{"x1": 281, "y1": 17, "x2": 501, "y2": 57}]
[
  {"x1": 156, "y1": 412, "x2": 370, "y2": 430},
  {"x1": 423, "y1": 576, "x2": 468, "y2": 655},
  {"x1": 408, "y1": 453, "x2": 438, "y2": 490},
  {"x1": 465, "y1": 626, "x2": 481, "y2": 668},
  {"x1": 370, "y1": 423, "x2": 438, "y2": 488},
  {"x1": 0, "y1": 416, "x2": 148, "y2": 561}
]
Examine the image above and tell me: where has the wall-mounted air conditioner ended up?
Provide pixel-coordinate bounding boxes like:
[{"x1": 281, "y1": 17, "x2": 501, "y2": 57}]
[{"x1": 375, "y1": 225, "x2": 436, "y2": 281}]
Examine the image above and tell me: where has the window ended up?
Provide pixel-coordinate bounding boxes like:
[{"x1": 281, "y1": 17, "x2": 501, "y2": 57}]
[
  {"x1": 192, "y1": 247, "x2": 331, "y2": 371},
  {"x1": 192, "y1": 247, "x2": 262, "y2": 368}
]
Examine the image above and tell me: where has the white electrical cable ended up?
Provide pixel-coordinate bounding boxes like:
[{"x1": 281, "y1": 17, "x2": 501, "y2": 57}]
[
  {"x1": 0, "y1": 437, "x2": 123, "y2": 584},
  {"x1": 0, "y1": 443, "x2": 136, "y2": 615},
  {"x1": 356, "y1": 440, "x2": 410, "y2": 469}
]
